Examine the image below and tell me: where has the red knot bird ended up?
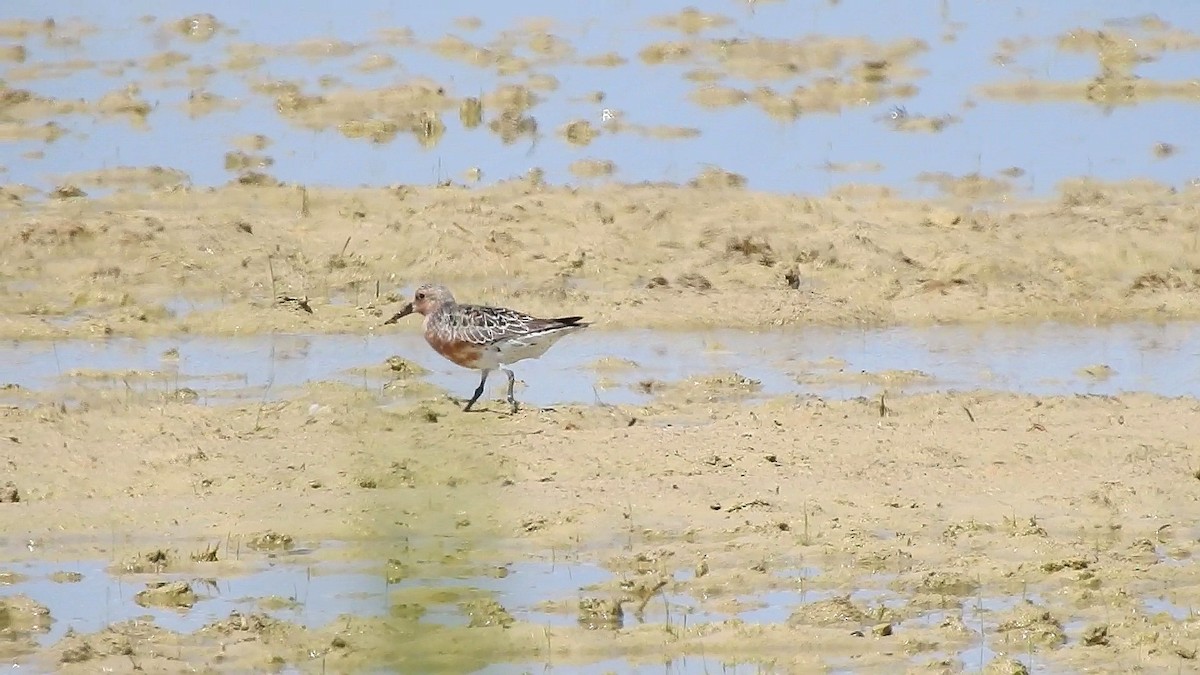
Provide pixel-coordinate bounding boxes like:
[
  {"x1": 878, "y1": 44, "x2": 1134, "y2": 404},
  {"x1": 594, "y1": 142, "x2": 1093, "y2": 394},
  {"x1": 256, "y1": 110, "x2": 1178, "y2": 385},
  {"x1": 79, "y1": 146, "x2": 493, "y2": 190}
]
[{"x1": 383, "y1": 284, "x2": 589, "y2": 413}]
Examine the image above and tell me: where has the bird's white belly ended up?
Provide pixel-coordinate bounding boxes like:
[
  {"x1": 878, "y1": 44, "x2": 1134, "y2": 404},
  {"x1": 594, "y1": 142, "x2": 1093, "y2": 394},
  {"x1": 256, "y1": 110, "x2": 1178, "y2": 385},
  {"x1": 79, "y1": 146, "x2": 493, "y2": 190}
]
[{"x1": 477, "y1": 329, "x2": 579, "y2": 369}]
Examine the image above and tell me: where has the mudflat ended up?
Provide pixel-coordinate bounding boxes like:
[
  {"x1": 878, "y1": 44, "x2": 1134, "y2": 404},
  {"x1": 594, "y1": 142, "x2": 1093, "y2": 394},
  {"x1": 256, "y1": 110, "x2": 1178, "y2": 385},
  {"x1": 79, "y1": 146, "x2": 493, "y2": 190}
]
[
  {"x1": 3, "y1": 4, "x2": 1200, "y2": 674},
  {"x1": 2, "y1": 180, "x2": 1199, "y2": 673},
  {"x1": 3, "y1": 178, "x2": 1200, "y2": 341}
]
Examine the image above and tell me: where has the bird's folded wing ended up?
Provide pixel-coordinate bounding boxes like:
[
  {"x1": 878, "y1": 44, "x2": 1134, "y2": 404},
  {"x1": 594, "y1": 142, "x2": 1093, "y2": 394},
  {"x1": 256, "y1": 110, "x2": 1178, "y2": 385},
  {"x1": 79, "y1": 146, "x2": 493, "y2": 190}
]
[{"x1": 452, "y1": 305, "x2": 565, "y2": 345}]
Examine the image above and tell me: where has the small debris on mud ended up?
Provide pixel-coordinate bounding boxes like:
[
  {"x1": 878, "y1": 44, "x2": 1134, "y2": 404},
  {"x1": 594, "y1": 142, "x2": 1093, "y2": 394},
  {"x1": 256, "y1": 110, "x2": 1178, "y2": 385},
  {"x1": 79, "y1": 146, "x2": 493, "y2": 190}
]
[
  {"x1": 1078, "y1": 363, "x2": 1115, "y2": 379},
  {"x1": 385, "y1": 355, "x2": 428, "y2": 376},
  {"x1": 519, "y1": 516, "x2": 547, "y2": 533},
  {"x1": 247, "y1": 531, "x2": 295, "y2": 551},
  {"x1": 1040, "y1": 557, "x2": 1090, "y2": 573},
  {"x1": 57, "y1": 634, "x2": 95, "y2": 664},
  {"x1": 725, "y1": 234, "x2": 775, "y2": 265},
  {"x1": 119, "y1": 549, "x2": 171, "y2": 574},
  {"x1": 461, "y1": 598, "x2": 514, "y2": 628},
  {"x1": 190, "y1": 541, "x2": 220, "y2": 562},
  {"x1": 635, "y1": 379, "x2": 662, "y2": 394},
  {"x1": 202, "y1": 610, "x2": 281, "y2": 634},
  {"x1": 676, "y1": 272, "x2": 712, "y2": 290},
  {"x1": 983, "y1": 658, "x2": 1031, "y2": 675},
  {"x1": 577, "y1": 597, "x2": 624, "y2": 630},
  {"x1": 618, "y1": 575, "x2": 669, "y2": 616},
  {"x1": 0, "y1": 481, "x2": 19, "y2": 503},
  {"x1": 277, "y1": 295, "x2": 313, "y2": 314},
  {"x1": 385, "y1": 559, "x2": 408, "y2": 584},
  {"x1": 1082, "y1": 623, "x2": 1109, "y2": 646},
  {"x1": 727, "y1": 498, "x2": 771, "y2": 512},
  {"x1": 784, "y1": 268, "x2": 803, "y2": 289},
  {"x1": 50, "y1": 185, "x2": 86, "y2": 199}
]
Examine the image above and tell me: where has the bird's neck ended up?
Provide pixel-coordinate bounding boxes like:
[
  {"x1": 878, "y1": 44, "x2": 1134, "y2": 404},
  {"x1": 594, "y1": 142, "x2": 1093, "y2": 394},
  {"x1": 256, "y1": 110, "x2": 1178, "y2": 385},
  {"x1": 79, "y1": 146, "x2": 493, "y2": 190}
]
[{"x1": 423, "y1": 303, "x2": 455, "y2": 328}]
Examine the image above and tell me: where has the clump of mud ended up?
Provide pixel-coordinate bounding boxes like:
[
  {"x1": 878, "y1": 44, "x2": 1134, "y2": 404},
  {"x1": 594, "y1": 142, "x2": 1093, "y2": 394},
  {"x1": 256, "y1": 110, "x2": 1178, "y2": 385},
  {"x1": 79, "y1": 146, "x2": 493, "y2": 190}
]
[
  {"x1": 58, "y1": 166, "x2": 189, "y2": 192},
  {"x1": 96, "y1": 85, "x2": 152, "y2": 126},
  {"x1": 461, "y1": 598, "x2": 514, "y2": 628},
  {"x1": 247, "y1": 531, "x2": 294, "y2": 551},
  {"x1": 459, "y1": 97, "x2": 483, "y2": 127},
  {"x1": 488, "y1": 110, "x2": 537, "y2": 145},
  {"x1": 587, "y1": 356, "x2": 639, "y2": 372},
  {"x1": 202, "y1": 610, "x2": 283, "y2": 635},
  {"x1": 265, "y1": 78, "x2": 453, "y2": 148},
  {"x1": 116, "y1": 549, "x2": 172, "y2": 574},
  {"x1": 796, "y1": 367, "x2": 934, "y2": 389},
  {"x1": 1078, "y1": 364, "x2": 1115, "y2": 380},
  {"x1": 134, "y1": 581, "x2": 197, "y2": 609},
  {"x1": 650, "y1": 8, "x2": 732, "y2": 35},
  {"x1": 689, "y1": 167, "x2": 746, "y2": 189},
  {"x1": 49, "y1": 571, "x2": 84, "y2": 583},
  {"x1": 385, "y1": 355, "x2": 428, "y2": 377},
  {"x1": 902, "y1": 566, "x2": 979, "y2": 605},
  {"x1": 983, "y1": 25, "x2": 1200, "y2": 106},
  {"x1": 560, "y1": 119, "x2": 599, "y2": 146},
  {"x1": 224, "y1": 151, "x2": 274, "y2": 173},
  {"x1": 654, "y1": 371, "x2": 761, "y2": 405},
  {"x1": 171, "y1": 13, "x2": 221, "y2": 42},
  {"x1": 569, "y1": 159, "x2": 616, "y2": 179},
  {"x1": 787, "y1": 595, "x2": 867, "y2": 627},
  {"x1": 577, "y1": 597, "x2": 623, "y2": 630},
  {"x1": 995, "y1": 601, "x2": 1066, "y2": 648},
  {"x1": 0, "y1": 594, "x2": 52, "y2": 633}
]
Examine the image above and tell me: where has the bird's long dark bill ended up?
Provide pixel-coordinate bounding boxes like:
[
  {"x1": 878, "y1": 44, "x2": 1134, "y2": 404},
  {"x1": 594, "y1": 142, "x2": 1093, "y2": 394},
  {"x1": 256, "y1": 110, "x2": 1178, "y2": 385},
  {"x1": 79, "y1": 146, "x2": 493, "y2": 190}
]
[{"x1": 382, "y1": 302, "x2": 414, "y2": 325}]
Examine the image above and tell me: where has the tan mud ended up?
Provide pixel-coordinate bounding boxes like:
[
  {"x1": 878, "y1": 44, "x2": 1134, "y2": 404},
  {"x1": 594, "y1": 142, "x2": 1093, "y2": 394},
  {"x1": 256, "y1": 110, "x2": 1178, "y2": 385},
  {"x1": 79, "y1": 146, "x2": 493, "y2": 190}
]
[
  {"x1": 2, "y1": 382, "x2": 1199, "y2": 672},
  {"x1": 984, "y1": 22, "x2": 1200, "y2": 105},
  {"x1": 3, "y1": 5, "x2": 1200, "y2": 673},
  {"x1": 3, "y1": 180, "x2": 1200, "y2": 340}
]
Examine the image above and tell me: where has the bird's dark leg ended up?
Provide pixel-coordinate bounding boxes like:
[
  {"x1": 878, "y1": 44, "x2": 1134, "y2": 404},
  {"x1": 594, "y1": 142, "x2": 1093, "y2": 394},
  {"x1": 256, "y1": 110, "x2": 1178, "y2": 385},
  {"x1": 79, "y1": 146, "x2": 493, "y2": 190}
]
[
  {"x1": 464, "y1": 369, "x2": 489, "y2": 412},
  {"x1": 501, "y1": 367, "x2": 518, "y2": 414}
]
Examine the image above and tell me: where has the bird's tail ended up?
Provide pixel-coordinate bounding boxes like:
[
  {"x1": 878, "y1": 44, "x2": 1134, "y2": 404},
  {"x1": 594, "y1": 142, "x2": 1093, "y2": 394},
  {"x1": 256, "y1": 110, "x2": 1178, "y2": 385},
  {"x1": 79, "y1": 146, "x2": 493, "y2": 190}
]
[{"x1": 552, "y1": 316, "x2": 589, "y2": 328}]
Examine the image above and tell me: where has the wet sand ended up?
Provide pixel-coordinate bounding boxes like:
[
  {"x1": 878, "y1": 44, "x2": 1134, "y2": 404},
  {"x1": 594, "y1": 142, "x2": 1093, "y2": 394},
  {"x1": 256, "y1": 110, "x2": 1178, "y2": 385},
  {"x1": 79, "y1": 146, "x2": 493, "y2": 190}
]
[
  {"x1": 4, "y1": 3, "x2": 1200, "y2": 674},
  {"x1": 3, "y1": 381, "x2": 1199, "y2": 672},
  {"x1": 3, "y1": 181, "x2": 1200, "y2": 673},
  {"x1": 3, "y1": 179, "x2": 1200, "y2": 343}
]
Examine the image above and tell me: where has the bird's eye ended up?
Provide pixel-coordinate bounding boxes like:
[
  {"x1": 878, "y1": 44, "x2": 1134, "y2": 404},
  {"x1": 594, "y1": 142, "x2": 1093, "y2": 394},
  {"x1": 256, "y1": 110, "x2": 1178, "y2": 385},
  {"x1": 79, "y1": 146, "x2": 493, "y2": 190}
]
[{"x1": 416, "y1": 292, "x2": 425, "y2": 301}]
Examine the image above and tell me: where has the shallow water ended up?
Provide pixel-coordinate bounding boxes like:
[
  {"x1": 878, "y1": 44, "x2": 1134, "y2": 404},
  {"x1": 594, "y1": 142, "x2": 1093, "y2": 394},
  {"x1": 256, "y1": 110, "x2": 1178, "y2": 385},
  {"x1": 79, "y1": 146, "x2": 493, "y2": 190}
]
[
  {"x1": 1, "y1": 1, "x2": 1198, "y2": 196},
  {"x1": 476, "y1": 659, "x2": 776, "y2": 675},
  {"x1": 0, "y1": 541, "x2": 1138, "y2": 674},
  {"x1": 1, "y1": 322, "x2": 1199, "y2": 407},
  {"x1": 0, "y1": 558, "x2": 386, "y2": 645}
]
